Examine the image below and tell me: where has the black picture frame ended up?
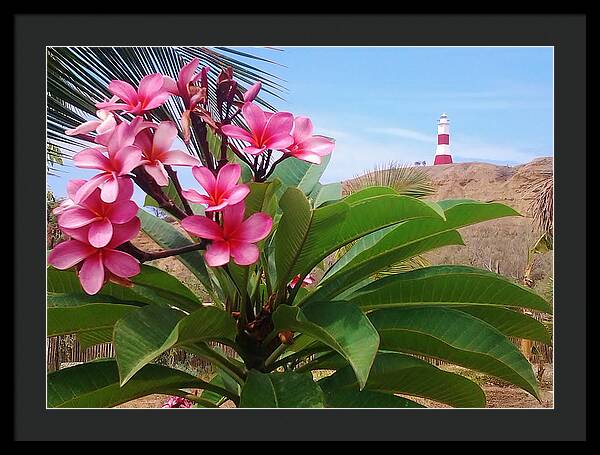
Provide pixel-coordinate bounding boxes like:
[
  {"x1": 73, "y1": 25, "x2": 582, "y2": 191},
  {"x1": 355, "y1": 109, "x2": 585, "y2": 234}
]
[{"x1": 14, "y1": 14, "x2": 587, "y2": 441}]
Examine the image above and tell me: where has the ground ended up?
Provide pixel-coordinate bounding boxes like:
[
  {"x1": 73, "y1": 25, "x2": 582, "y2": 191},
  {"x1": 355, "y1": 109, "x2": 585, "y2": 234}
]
[{"x1": 114, "y1": 365, "x2": 553, "y2": 409}]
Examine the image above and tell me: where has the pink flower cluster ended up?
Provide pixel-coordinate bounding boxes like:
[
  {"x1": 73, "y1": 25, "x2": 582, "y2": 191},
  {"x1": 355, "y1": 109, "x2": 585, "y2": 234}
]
[
  {"x1": 161, "y1": 396, "x2": 194, "y2": 408},
  {"x1": 48, "y1": 59, "x2": 335, "y2": 296},
  {"x1": 221, "y1": 103, "x2": 335, "y2": 165}
]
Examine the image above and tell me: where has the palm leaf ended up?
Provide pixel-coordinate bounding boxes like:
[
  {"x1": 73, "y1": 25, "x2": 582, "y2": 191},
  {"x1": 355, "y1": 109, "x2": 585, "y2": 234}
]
[{"x1": 46, "y1": 46, "x2": 285, "y2": 169}]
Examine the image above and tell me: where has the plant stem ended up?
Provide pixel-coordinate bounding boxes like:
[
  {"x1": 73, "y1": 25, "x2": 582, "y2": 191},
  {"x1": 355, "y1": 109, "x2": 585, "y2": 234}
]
[
  {"x1": 119, "y1": 241, "x2": 207, "y2": 263},
  {"x1": 131, "y1": 167, "x2": 187, "y2": 220},
  {"x1": 165, "y1": 165, "x2": 194, "y2": 216},
  {"x1": 264, "y1": 342, "x2": 287, "y2": 367}
]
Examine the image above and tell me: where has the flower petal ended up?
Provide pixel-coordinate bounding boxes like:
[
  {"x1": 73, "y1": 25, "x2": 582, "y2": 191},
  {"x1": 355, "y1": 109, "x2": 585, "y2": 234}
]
[
  {"x1": 107, "y1": 218, "x2": 141, "y2": 249},
  {"x1": 243, "y1": 81, "x2": 262, "y2": 102},
  {"x1": 108, "y1": 80, "x2": 138, "y2": 105},
  {"x1": 108, "y1": 200, "x2": 138, "y2": 224},
  {"x1": 243, "y1": 145, "x2": 266, "y2": 155},
  {"x1": 103, "y1": 249, "x2": 140, "y2": 278},
  {"x1": 152, "y1": 121, "x2": 178, "y2": 155},
  {"x1": 100, "y1": 176, "x2": 120, "y2": 203},
  {"x1": 66, "y1": 179, "x2": 87, "y2": 200},
  {"x1": 74, "y1": 148, "x2": 111, "y2": 170},
  {"x1": 143, "y1": 92, "x2": 171, "y2": 111},
  {"x1": 181, "y1": 215, "x2": 223, "y2": 240},
  {"x1": 292, "y1": 116, "x2": 314, "y2": 142},
  {"x1": 79, "y1": 253, "x2": 105, "y2": 295},
  {"x1": 138, "y1": 74, "x2": 165, "y2": 102},
  {"x1": 144, "y1": 162, "x2": 169, "y2": 186},
  {"x1": 298, "y1": 136, "x2": 335, "y2": 156},
  {"x1": 204, "y1": 240, "x2": 230, "y2": 267},
  {"x1": 74, "y1": 174, "x2": 112, "y2": 204},
  {"x1": 162, "y1": 76, "x2": 179, "y2": 96},
  {"x1": 264, "y1": 133, "x2": 294, "y2": 151},
  {"x1": 264, "y1": 112, "x2": 294, "y2": 141},
  {"x1": 192, "y1": 166, "x2": 216, "y2": 194},
  {"x1": 221, "y1": 184, "x2": 250, "y2": 206},
  {"x1": 88, "y1": 218, "x2": 114, "y2": 248},
  {"x1": 222, "y1": 202, "x2": 245, "y2": 236},
  {"x1": 58, "y1": 207, "x2": 98, "y2": 229},
  {"x1": 181, "y1": 189, "x2": 211, "y2": 205},
  {"x1": 114, "y1": 145, "x2": 142, "y2": 175},
  {"x1": 48, "y1": 240, "x2": 96, "y2": 269},
  {"x1": 215, "y1": 163, "x2": 241, "y2": 196},
  {"x1": 233, "y1": 212, "x2": 273, "y2": 243},
  {"x1": 220, "y1": 125, "x2": 254, "y2": 143},
  {"x1": 229, "y1": 241, "x2": 259, "y2": 266},
  {"x1": 160, "y1": 150, "x2": 201, "y2": 167},
  {"x1": 289, "y1": 150, "x2": 322, "y2": 164},
  {"x1": 65, "y1": 120, "x2": 102, "y2": 136},
  {"x1": 242, "y1": 102, "x2": 266, "y2": 136}
]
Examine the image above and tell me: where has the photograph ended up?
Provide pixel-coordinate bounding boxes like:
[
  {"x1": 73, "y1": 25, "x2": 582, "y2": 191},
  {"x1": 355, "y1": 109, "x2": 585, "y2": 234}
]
[{"x1": 45, "y1": 45, "x2": 556, "y2": 410}]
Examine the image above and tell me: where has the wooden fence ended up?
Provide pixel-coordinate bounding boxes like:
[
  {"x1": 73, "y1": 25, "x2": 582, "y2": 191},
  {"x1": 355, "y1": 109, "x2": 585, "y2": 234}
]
[{"x1": 47, "y1": 335, "x2": 236, "y2": 373}]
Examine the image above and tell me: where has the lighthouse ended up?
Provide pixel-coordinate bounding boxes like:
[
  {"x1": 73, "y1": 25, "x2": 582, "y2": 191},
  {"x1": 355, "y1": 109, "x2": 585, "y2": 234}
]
[{"x1": 434, "y1": 113, "x2": 453, "y2": 165}]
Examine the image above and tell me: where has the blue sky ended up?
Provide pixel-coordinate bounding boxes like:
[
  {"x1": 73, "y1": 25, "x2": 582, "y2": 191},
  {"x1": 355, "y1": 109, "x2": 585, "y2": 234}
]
[{"x1": 48, "y1": 46, "x2": 553, "y2": 201}]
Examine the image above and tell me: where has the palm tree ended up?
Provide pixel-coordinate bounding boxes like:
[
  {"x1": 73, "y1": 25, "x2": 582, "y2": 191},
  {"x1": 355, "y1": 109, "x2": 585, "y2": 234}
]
[{"x1": 46, "y1": 46, "x2": 286, "y2": 172}]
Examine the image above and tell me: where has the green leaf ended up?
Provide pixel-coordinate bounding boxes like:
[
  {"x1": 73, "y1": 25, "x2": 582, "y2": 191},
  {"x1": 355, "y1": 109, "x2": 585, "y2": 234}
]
[
  {"x1": 78, "y1": 328, "x2": 114, "y2": 350},
  {"x1": 130, "y1": 265, "x2": 201, "y2": 312},
  {"x1": 306, "y1": 230, "x2": 465, "y2": 304},
  {"x1": 369, "y1": 307, "x2": 540, "y2": 399},
  {"x1": 199, "y1": 370, "x2": 241, "y2": 407},
  {"x1": 346, "y1": 265, "x2": 552, "y2": 314},
  {"x1": 326, "y1": 199, "x2": 519, "y2": 281},
  {"x1": 114, "y1": 305, "x2": 237, "y2": 385},
  {"x1": 308, "y1": 182, "x2": 342, "y2": 208},
  {"x1": 268, "y1": 154, "x2": 331, "y2": 198},
  {"x1": 320, "y1": 388, "x2": 424, "y2": 408},
  {"x1": 456, "y1": 306, "x2": 552, "y2": 345},
  {"x1": 240, "y1": 370, "x2": 325, "y2": 408},
  {"x1": 244, "y1": 180, "x2": 282, "y2": 217},
  {"x1": 137, "y1": 209, "x2": 216, "y2": 301},
  {"x1": 48, "y1": 359, "x2": 218, "y2": 408},
  {"x1": 47, "y1": 267, "x2": 149, "y2": 305},
  {"x1": 275, "y1": 188, "x2": 445, "y2": 290},
  {"x1": 319, "y1": 352, "x2": 486, "y2": 408},
  {"x1": 47, "y1": 292, "x2": 138, "y2": 307},
  {"x1": 342, "y1": 186, "x2": 398, "y2": 204},
  {"x1": 47, "y1": 303, "x2": 137, "y2": 337},
  {"x1": 272, "y1": 301, "x2": 379, "y2": 390}
]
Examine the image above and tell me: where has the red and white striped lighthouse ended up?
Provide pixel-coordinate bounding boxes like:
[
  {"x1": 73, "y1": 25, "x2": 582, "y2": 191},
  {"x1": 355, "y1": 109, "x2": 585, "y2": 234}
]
[{"x1": 434, "y1": 113, "x2": 453, "y2": 165}]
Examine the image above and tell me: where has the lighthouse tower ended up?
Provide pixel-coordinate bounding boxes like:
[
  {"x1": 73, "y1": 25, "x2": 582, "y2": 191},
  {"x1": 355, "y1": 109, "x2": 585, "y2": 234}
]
[{"x1": 434, "y1": 113, "x2": 453, "y2": 165}]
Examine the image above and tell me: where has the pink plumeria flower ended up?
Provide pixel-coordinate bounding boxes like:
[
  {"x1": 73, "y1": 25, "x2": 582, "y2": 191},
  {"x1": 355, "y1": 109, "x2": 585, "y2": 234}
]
[
  {"x1": 73, "y1": 119, "x2": 147, "y2": 204},
  {"x1": 163, "y1": 58, "x2": 209, "y2": 110},
  {"x1": 181, "y1": 203, "x2": 272, "y2": 267},
  {"x1": 284, "y1": 117, "x2": 335, "y2": 164},
  {"x1": 65, "y1": 110, "x2": 117, "y2": 142},
  {"x1": 52, "y1": 179, "x2": 87, "y2": 216},
  {"x1": 243, "y1": 81, "x2": 262, "y2": 103},
  {"x1": 289, "y1": 274, "x2": 316, "y2": 288},
  {"x1": 47, "y1": 218, "x2": 141, "y2": 295},
  {"x1": 96, "y1": 74, "x2": 171, "y2": 115},
  {"x1": 220, "y1": 103, "x2": 294, "y2": 155},
  {"x1": 161, "y1": 396, "x2": 193, "y2": 408},
  {"x1": 57, "y1": 179, "x2": 138, "y2": 248},
  {"x1": 182, "y1": 163, "x2": 249, "y2": 212},
  {"x1": 134, "y1": 121, "x2": 200, "y2": 186}
]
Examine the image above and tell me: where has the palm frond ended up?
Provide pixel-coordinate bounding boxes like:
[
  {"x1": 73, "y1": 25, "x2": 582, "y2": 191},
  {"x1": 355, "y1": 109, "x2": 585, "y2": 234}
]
[
  {"x1": 46, "y1": 46, "x2": 285, "y2": 170},
  {"x1": 528, "y1": 170, "x2": 553, "y2": 238},
  {"x1": 344, "y1": 161, "x2": 436, "y2": 198}
]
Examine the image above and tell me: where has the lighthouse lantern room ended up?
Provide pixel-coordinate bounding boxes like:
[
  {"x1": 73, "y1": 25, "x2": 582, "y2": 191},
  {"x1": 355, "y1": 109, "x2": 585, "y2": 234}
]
[{"x1": 434, "y1": 113, "x2": 453, "y2": 165}]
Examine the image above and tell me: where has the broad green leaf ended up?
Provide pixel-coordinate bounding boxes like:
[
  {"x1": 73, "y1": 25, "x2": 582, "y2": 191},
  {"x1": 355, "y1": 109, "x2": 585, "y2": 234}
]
[
  {"x1": 48, "y1": 303, "x2": 137, "y2": 337},
  {"x1": 308, "y1": 182, "x2": 342, "y2": 208},
  {"x1": 342, "y1": 186, "x2": 398, "y2": 204},
  {"x1": 130, "y1": 265, "x2": 201, "y2": 312},
  {"x1": 47, "y1": 267, "x2": 150, "y2": 305},
  {"x1": 325, "y1": 199, "x2": 519, "y2": 280},
  {"x1": 48, "y1": 359, "x2": 218, "y2": 408},
  {"x1": 47, "y1": 292, "x2": 139, "y2": 307},
  {"x1": 114, "y1": 305, "x2": 237, "y2": 385},
  {"x1": 320, "y1": 352, "x2": 486, "y2": 408},
  {"x1": 275, "y1": 188, "x2": 445, "y2": 290},
  {"x1": 199, "y1": 370, "x2": 242, "y2": 407},
  {"x1": 347, "y1": 265, "x2": 552, "y2": 314},
  {"x1": 137, "y1": 209, "x2": 217, "y2": 301},
  {"x1": 78, "y1": 327, "x2": 114, "y2": 350},
  {"x1": 320, "y1": 388, "x2": 424, "y2": 408},
  {"x1": 369, "y1": 307, "x2": 540, "y2": 398},
  {"x1": 457, "y1": 306, "x2": 552, "y2": 345},
  {"x1": 268, "y1": 154, "x2": 331, "y2": 197},
  {"x1": 244, "y1": 180, "x2": 281, "y2": 217},
  {"x1": 240, "y1": 370, "x2": 325, "y2": 408},
  {"x1": 306, "y1": 230, "x2": 465, "y2": 304},
  {"x1": 272, "y1": 301, "x2": 379, "y2": 389}
]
